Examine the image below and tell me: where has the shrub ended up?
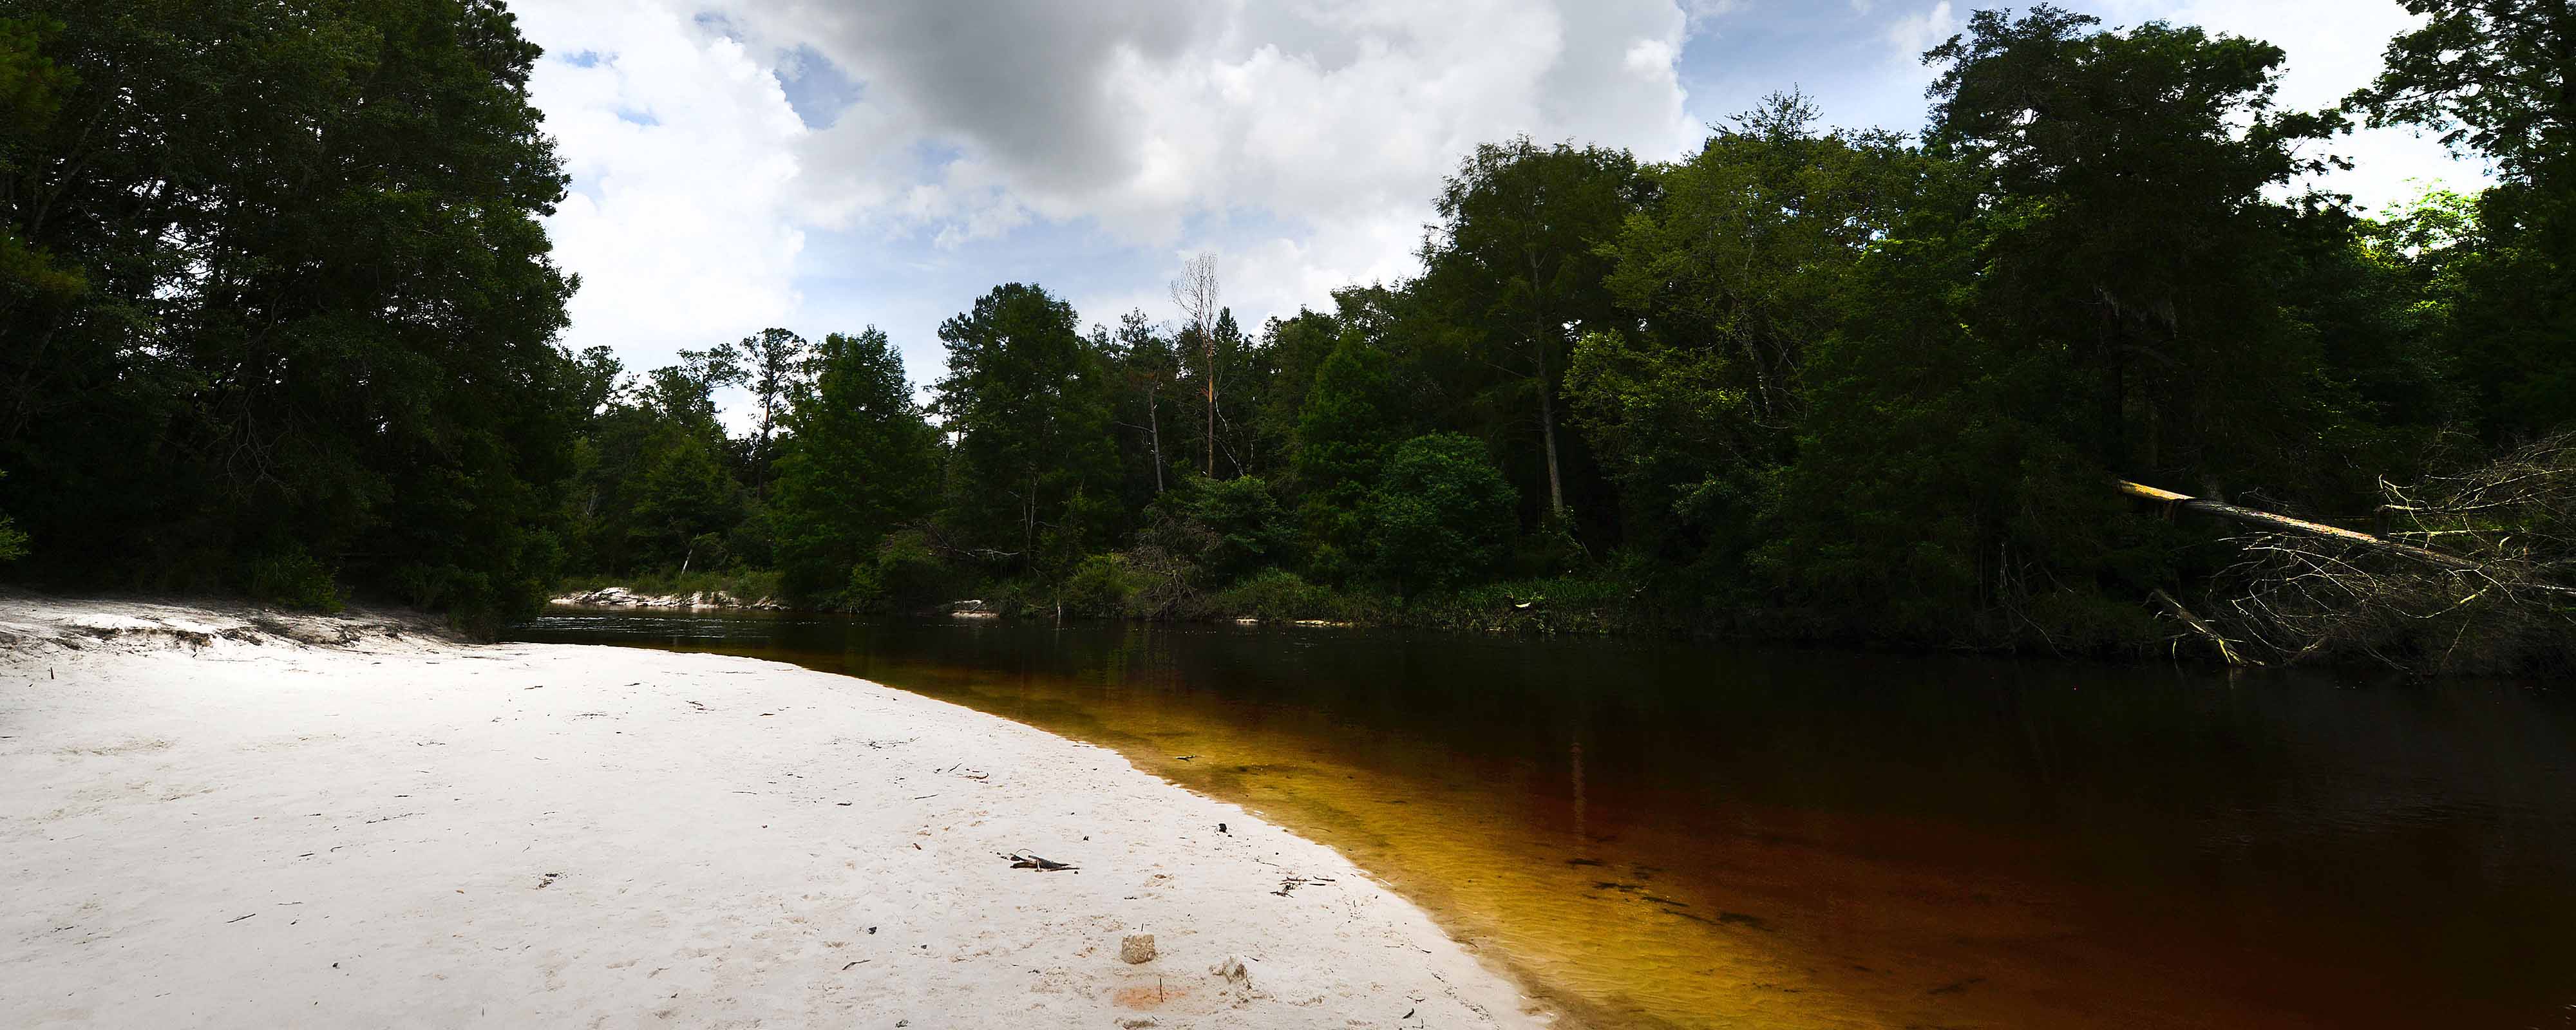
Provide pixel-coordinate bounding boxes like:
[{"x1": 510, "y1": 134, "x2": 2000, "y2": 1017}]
[
  {"x1": 1059, "y1": 552, "x2": 1144, "y2": 615},
  {"x1": 1366, "y1": 434, "x2": 1517, "y2": 594},
  {"x1": 1142, "y1": 474, "x2": 1293, "y2": 583},
  {"x1": 848, "y1": 529, "x2": 954, "y2": 612},
  {"x1": 1209, "y1": 569, "x2": 1338, "y2": 621},
  {"x1": 247, "y1": 547, "x2": 343, "y2": 613}
]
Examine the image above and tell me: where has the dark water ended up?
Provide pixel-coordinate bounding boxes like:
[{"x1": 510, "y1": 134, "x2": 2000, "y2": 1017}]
[{"x1": 508, "y1": 610, "x2": 2576, "y2": 1029}]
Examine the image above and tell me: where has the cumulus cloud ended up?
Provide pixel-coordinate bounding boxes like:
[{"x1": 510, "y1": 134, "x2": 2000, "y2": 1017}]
[
  {"x1": 515, "y1": 0, "x2": 1709, "y2": 377},
  {"x1": 718, "y1": 0, "x2": 1696, "y2": 315},
  {"x1": 518, "y1": 0, "x2": 810, "y2": 370},
  {"x1": 1882, "y1": 1, "x2": 1958, "y2": 60},
  {"x1": 510, "y1": 0, "x2": 2483, "y2": 395}
]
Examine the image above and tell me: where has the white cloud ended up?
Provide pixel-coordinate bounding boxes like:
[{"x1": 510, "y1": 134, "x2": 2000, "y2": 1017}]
[
  {"x1": 512, "y1": 0, "x2": 2484, "y2": 407},
  {"x1": 707, "y1": 0, "x2": 1701, "y2": 317},
  {"x1": 1884, "y1": 1, "x2": 1957, "y2": 61},
  {"x1": 517, "y1": 0, "x2": 1709, "y2": 382},
  {"x1": 517, "y1": 1, "x2": 811, "y2": 372}
]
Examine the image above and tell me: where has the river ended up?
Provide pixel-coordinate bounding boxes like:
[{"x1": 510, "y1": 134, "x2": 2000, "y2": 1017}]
[{"x1": 507, "y1": 610, "x2": 2576, "y2": 1028}]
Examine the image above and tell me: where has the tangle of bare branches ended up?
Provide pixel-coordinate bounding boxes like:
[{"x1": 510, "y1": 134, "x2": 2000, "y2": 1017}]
[{"x1": 2213, "y1": 433, "x2": 2576, "y2": 675}]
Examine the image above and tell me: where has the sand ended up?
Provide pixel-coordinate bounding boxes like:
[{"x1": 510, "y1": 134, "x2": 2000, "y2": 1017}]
[{"x1": 0, "y1": 595, "x2": 1545, "y2": 1028}]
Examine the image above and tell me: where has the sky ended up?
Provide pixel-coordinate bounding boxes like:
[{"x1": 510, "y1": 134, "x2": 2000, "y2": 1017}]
[{"x1": 509, "y1": 0, "x2": 2488, "y2": 404}]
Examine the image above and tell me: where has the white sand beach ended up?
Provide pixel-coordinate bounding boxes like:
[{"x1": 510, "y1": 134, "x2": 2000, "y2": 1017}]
[{"x1": 0, "y1": 596, "x2": 1544, "y2": 1029}]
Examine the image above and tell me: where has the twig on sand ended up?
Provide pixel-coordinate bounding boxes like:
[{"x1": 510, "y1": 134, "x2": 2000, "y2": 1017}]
[
  {"x1": 225, "y1": 913, "x2": 256, "y2": 924},
  {"x1": 1000, "y1": 851, "x2": 1077, "y2": 872}
]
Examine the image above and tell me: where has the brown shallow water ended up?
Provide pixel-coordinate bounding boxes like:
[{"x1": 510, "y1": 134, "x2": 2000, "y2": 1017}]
[{"x1": 510, "y1": 611, "x2": 2576, "y2": 1028}]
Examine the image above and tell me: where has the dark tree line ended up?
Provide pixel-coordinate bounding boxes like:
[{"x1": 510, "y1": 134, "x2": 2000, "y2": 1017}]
[
  {"x1": 2, "y1": 0, "x2": 578, "y2": 630},
  {"x1": 4, "y1": 2, "x2": 2570, "y2": 664}
]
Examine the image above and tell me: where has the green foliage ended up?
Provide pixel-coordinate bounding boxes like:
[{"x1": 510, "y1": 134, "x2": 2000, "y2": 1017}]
[
  {"x1": 1575, "y1": 92, "x2": 1927, "y2": 572},
  {"x1": 1415, "y1": 136, "x2": 1640, "y2": 532},
  {"x1": 935, "y1": 283, "x2": 1120, "y2": 576},
  {"x1": 1101, "y1": 309, "x2": 1186, "y2": 503},
  {"x1": 1924, "y1": 5, "x2": 2343, "y2": 482},
  {"x1": 1142, "y1": 474, "x2": 1293, "y2": 584},
  {"x1": 628, "y1": 427, "x2": 740, "y2": 569},
  {"x1": 735, "y1": 327, "x2": 810, "y2": 488},
  {"x1": 0, "y1": 0, "x2": 578, "y2": 631},
  {"x1": 1206, "y1": 570, "x2": 1368, "y2": 622},
  {"x1": 2350, "y1": 0, "x2": 2573, "y2": 187},
  {"x1": 0, "y1": 470, "x2": 25, "y2": 562},
  {"x1": 1059, "y1": 553, "x2": 1146, "y2": 616},
  {"x1": 844, "y1": 529, "x2": 956, "y2": 613},
  {"x1": 245, "y1": 547, "x2": 344, "y2": 613},
  {"x1": 770, "y1": 328, "x2": 941, "y2": 603},
  {"x1": 23, "y1": 0, "x2": 2556, "y2": 665},
  {"x1": 1292, "y1": 333, "x2": 1401, "y2": 576},
  {"x1": 1367, "y1": 434, "x2": 1517, "y2": 594}
]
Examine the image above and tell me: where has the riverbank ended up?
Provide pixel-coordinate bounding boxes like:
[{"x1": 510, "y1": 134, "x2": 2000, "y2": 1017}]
[{"x1": 0, "y1": 595, "x2": 1544, "y2": 1028}]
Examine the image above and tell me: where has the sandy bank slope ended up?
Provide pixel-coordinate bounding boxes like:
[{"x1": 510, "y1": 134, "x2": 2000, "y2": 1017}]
[{"x1": 0, "y1": 597, "x2": 1543, "y2": 1029}]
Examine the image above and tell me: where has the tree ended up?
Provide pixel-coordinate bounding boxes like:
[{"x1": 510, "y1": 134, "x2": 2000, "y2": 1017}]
[
  {"x1": 1923, "y1": 4, "x2": 2344, "y2": 483},
  {"x1": 1103, "y1": 309, "x2": 1180, "y2": 497},
  {"x1": 1140, "y1": 474, "x2": 1293, "y2": 584},
  {"x1": 1577, "y1": 92, "x2": 1924, "y2": 568},
  {"x1": 2351, "y1": 1, "x2": 2576, "y2": 440},
  {"x1": 1293, "y1": 332, "x2": 1403, "y2": 578},
  {"x1": 1171, "y1": 253, "x2": 1220, "y2": 477},
  {"x1": 1754, "y1": 6, "x2": 2352, "y2": 646},
  {"x1": 770, "y1": 328, "x2": 941, "y2": 602},
  {"x1": 0, "y1": 0, "x2": 583, "y2": 632},
  {"x1": 2350, "y1": 0, "x2": 2573, "y2": 188},
  {"x1": 736, "y1": 327, "x2": 811, "y2": 493},
  {"x1": 566, "y1": 346, "x2": 626, "y2": 419},
  {"x1": 1418, "y1": 137, "x2": 1642, "y2": 531},
  {"x1": 628, "y1": 426, "x2": 737, "y2": 573},
  {"x1": 1247, "y1": 308, "x2": 1343, "y2": 484},
  {"x1": 641, "y1": 342, "x2": 744, "y2": 432},
  {"x1": 934, "y1": 283, "x2": 1118, "y2": 574},
  {"x1": 1367, "y1": 434, "x2": 1517, "y2": 595}
]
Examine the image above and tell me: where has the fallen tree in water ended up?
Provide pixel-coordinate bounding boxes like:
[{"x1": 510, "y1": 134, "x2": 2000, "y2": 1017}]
[
  {"x1": 2115, "y1": 480, "x2": 2480, "y2": 571},
  {"x1": 2147, "y1": 435, "x2": 2576, "y2": 675}
]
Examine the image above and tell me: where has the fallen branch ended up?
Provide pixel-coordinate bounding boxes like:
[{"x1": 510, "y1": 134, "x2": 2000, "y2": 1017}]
[
  {"x1": 1001, "y1": 851, "x2": 1077, "y2": 872},
  {"x1": 2117, "y1": 480, "x2": 2478, "y2": 570},
  {"x1": 2150, "y1": 588, "x2": 2257, "y2": 667}
]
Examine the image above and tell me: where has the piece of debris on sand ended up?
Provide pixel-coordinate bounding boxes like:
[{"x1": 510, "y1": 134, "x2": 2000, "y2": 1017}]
[
  {"x1": 1120, "y1": 933, "x2": 1157, "y2": 964},
  {"x1": 1001, "y1": 850, "x2": 1077, "y2": 872}
]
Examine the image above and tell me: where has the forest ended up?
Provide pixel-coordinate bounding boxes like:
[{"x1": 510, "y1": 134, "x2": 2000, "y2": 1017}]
[{"x1": 3, "y1": 1, "x2": 2571, "y2": 672}]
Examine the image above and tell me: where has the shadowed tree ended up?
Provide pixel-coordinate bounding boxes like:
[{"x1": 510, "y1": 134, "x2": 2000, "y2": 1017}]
[
  {"x1": 935, "y1": 283, "x2": 1118, "y2": 575},
  {"x1": 735, "y1": 326, "x2": 811, "y2": 494},
  {"x1": 770, "y1": 327, "x2": 940, "y2": 602},
  {"x1": 1417, "y1": 136, "x2": 1642, "y2": 537},
  {"x1": 2351, "y1": 0, "x2": 2576, "y2": 440},
  {"x1": 0, "y1": 0, "x2": 584, "y2": 630}
]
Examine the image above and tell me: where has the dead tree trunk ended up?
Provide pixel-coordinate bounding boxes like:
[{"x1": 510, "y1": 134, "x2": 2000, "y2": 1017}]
[
  {"x1": 1148, "y1": 392, "x2": 1164, "y2": 494},
  {"x1": 2116, "y1": 480, "x2": 2479, "y2": 571}
]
